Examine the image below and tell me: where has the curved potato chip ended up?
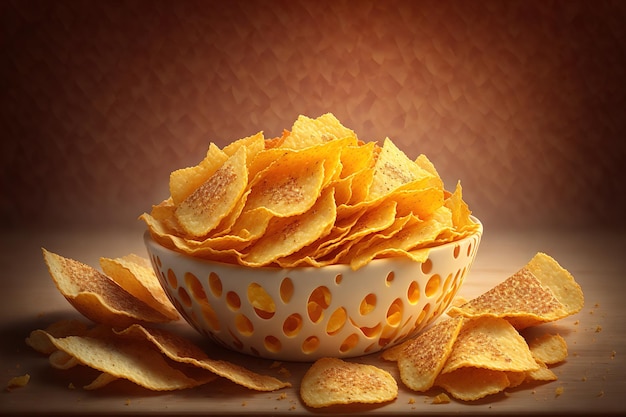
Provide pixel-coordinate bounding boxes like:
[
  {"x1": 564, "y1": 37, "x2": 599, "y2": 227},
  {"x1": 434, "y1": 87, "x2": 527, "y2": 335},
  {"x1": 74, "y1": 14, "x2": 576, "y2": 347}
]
[
  {"x1": 300, "y1": 357, "x2": 397, "y2": 408},
  {"x1": 169, "y1": 143, "x2": 228, "y2": 205},
  {"x1": 83, "y1": 373, "x2": 119, "y2": 390},
  {"x1": 396, "y1": 317, "x2": 464, "y2": 391},
  {"x1": 242, "y1": 187, "x2": 337, "y2": 266},
  {"x1": 39, "y1": 332, "x2": 213, "y2": 391},
  {"x1": 435, "y1": 367, "x2": 510, "y2": 401},
  {"x1": 115, "y1": 324, "x2": 290, "y2": 391},
  {"x1": 448, "y1": 267, "x2": 569, "y2": 329},
  {"x1": 100, "y1": 254, "x2": 179, "y2": 321},
  {"x1": 527, "y1": 333, "x2": 568, "y2": 365},
  {"x1": 441, "y1": 317, "x2": 539, "y2": 374},
  {"x1": 281, "y1": 113, "x2": 356, "y2": 150},
  {"x1": 175, "y1": 145, "x2": 249, "y2": 238},
  {"x1": 368, "y1": 137, "x2": 436, "y2": 200},
  {"x1": 42, "y1": 249, "x2": 172, "y2": 327}
]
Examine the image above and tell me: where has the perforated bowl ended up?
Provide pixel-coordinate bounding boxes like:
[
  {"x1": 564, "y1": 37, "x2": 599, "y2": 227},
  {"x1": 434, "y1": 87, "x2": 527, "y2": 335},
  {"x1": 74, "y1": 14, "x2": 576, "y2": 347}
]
[{"x1": 144, "y1": 218, "x2": 482, "y2": 362}]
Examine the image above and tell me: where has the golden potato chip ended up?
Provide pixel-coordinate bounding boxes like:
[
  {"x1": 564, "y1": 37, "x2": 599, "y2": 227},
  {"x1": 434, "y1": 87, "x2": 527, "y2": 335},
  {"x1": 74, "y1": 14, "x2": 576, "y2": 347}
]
[
  {"x1": 169, "y1": 143, "x2": 228, "y2": 205},
  {"x1": 42, "y1": 249, "x2": 173, "y2": 327},
  {"x1": 48, "y1": 350, "x2": 79, "y2": 369},
  {"x1": 242, "y1": 187, "x2": 337, "y2": 266},
  {"x1": 83, "y1": 373, "x2": 119, "y2": 390},
  {"x1": 175, "y1": 145, "x2": 249, "y2": 238},
  {"x1": 300, "y1": 357, "x2": 398, "y2": 408},
  {"x1": 348, "y1": 213, "x2": 446, "y2": 270},
  {"x1": 435, "y1": 367, "x2": 510, "y2": 401},
  {"x1": 115, "y1": 324, "x2": 290, "y2": 391},
  {"x1": 37, "y1": 331, "x2": 214, "y2": 391},
  {"x1": 526, "y1": 252, "x2": 584, "y2": 316},
  {"x1": 99, "y1": 254, "x2": 179, "y2": 321},
  {"x1": 524, "y1": 361, "x2": 558, "y2": 383},
  {"x1": 281, "y1": 113, "x2": 356, "y2": 150},
  {"x1": 527, "y1": 333, "x2": 568, "y2": 365},
  {"x1": 447, "y1": 267, "x2": 569, "y2": 329},
  {"x1": 25, "y1": 319, "x2": 90, "y2": 355},
  {"x1": 396, "y1": 317, "x2": 464, "y2": 392},
  {"x1": 368, "y1": 137, "x2": 437, "y2": 201},
  {"x1": 441, "y1": 317, "x2": 539, "y2": 374}
]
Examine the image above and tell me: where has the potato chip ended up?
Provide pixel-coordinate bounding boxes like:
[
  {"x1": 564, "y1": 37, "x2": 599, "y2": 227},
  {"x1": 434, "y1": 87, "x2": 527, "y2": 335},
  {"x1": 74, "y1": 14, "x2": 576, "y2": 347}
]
[
  {"x1": 441, "y1": 317, "x2": 539, "y2": 374},
  {"x1": 169, "y1": 143, "x2": 228, "y2": 205},
  {"x1": 175, "y1": 145, "x2": 249, "y2": 238},
  {"x1": 42, "y1": 249, "x2": 173, "y2": 327},
  {"x1": 83, "y1": 373, "x2": 119, "y2": 390},
  {"x1": 48, "y1": 350, "x2": 79, "y2": 369},
  {"x1": 281, "y1": 113, "x2": 356, "y2": 150},
  {"x1": 526, "y1": 252, "x2": 584, "y2": 316},
  {"x1": 435, "y1": 367, "x2": 510, "y2": 401},
  {"x1": 25, "y1": 319, "x2": 90, "y2": 355},
  {"x1": 447, "y1": 266, "x2": 569, "y2": 329},
  {"x1": 395, "y1": 317, "x2": 464, "y2": 391},
  {"x1": 99, "y1": 254, "x2": 179, "y2": 321},
  {"x1": 368, "y1": 137, "x2": 437, "y2": 201},
  {"x1": 524, "y1": 361, "x2": 558, "y2": 383},
  {"x1": 300, "y1": 357, "x2": 398, "y2": 408},
  {"x1": 242, "y1": 187, "x2": 337, "y2": 266},
  {"x1": 115, "y1": 324, "x2": 290, "y2": 391},
  {"x1": 36, "y1": 330, "x2": 214, "y2": 391},
  {"x1": 527, "y1": 333, "x2": 568, "y2": 365}
]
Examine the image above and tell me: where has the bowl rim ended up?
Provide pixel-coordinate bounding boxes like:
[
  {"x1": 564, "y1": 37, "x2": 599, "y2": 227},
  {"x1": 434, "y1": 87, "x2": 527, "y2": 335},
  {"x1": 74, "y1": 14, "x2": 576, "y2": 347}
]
[{"x1": 144, "y1": 215, "x2": 483, "y2": 271}]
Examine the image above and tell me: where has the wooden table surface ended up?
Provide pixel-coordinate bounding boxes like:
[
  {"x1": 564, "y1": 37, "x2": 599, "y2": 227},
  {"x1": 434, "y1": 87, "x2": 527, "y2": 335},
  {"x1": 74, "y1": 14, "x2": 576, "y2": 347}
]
[{"x1": 1, "y1": 225, "x2": 624, "y2": 416}]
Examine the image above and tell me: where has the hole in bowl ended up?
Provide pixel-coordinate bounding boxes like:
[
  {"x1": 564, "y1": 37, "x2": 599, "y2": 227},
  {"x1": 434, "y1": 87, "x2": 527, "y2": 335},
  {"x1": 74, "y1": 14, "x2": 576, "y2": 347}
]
[
  {"x1": 235, "y1": 314, "x2": 254, "y2": 336},
  {"x1": 467, "y1": 242, "x2": 473, "y2": 257},
  {"x1": 178, "y1": 287, "x2": 192, "y2": 308},
  {"x1": 359, "y1": 293, "x2": 377, "y2": 315},
  {"x1": 248, "y1": 283, "x2": 275, "y2": 320},
  {"x1": 453, "y1": 244, "x2": 460, "y2": 258},
  {"x1": 302, "y1": 336, "x2": 320, "y2": 354},
  {"x1": 307, "y1": 301, "x2": 324, "y2": 324},
  {"x1": 280, "y1": 278, "x2": 294, "y2": 303},
  {"x1": 208, "y1": 272, "x2": 222, "y2": 297},
  {"x1": 283, "y1": 313, "x2": 303, "y2": 337},
  {"x1": 226, "y1": 291, "x2": 241, "y2": 311},
  {"x1": 309, "y1": 286, "x2": 331, "y2": 309},
  {"x1": 414, "y1": 303, "x2": 431, "y2": 330},
  {"x1": 425, "y1": 274, "x2": 441, "y2": 298},
  {"x1": 167, "y1": 269, "x2": 178, "y2": 289},
  {"x1": 386, "y1": 298, "x2": 403, "y2": 326},
  {"x1": 358, "y1": 322, "x2": 382, "y2": 338},
  {"x1": 201, "y1": 301, "x2": 221, "y2": 331},
  {"x1": 385, "y1": 271, "x2": 395, "y2": 286},
  {"x1": 421, "y1": 258, "x2": 432, "y2": 274},
  {"x1": 335, "y1": 274, "x2": 343, "y2": 285},
  {"x1": 379, "y1": 324, "x2": 399, "y2": 347},
  {"x1": 407, "y1": 281, "x2": 420, "y2": 304},
  {"x1": 339, "y1": 333, "x2": 359, "y2": 353},
  {"x1": 264, "y1": 335, "x2": 282, "y2": 353},
  {"x1": 326, "y1": 307, "x2": 347, "y2": 335},
  {"x1": 185, "y1": 272, "x2": 207, "y2": 303}
]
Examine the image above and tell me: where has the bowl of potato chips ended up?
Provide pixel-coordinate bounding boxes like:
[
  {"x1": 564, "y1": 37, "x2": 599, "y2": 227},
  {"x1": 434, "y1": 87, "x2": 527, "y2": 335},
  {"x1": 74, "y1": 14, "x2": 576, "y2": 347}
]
[{"x1": 141, "y1": 113, "x2": 483, "y2": 361}]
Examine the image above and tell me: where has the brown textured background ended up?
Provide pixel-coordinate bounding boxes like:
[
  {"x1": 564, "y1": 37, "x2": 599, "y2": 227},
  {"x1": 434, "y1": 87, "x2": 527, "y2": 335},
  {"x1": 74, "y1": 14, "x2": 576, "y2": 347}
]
[{"x1": 2, "y1": 0, "x2": 625, "y2": 233}]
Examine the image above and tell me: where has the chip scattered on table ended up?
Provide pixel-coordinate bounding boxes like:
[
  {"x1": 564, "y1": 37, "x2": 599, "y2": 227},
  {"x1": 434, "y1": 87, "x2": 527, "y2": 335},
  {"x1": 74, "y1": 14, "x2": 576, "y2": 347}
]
[{"x1": 300, "y1": 357, "x2": 398, "y2": 408}]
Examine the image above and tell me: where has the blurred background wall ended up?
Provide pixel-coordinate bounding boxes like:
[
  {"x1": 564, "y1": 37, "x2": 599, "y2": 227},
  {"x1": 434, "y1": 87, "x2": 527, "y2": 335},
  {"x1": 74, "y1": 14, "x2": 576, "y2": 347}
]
[{"x1": 2, "y1": 0, "x2": 625, "y2": 233}]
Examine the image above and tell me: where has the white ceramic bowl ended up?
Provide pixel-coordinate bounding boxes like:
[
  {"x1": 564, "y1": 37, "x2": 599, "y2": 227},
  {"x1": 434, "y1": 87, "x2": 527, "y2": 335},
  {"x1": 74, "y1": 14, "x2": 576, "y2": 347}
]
[{"x1": 144, "y1": 218, "x2": 482, "y2": 361}]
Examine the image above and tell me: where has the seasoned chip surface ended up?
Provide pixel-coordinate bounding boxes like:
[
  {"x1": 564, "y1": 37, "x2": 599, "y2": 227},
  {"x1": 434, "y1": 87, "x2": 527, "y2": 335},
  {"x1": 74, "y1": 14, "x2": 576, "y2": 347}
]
[
  {"x1": 300, "y1": 357, "x2": 398, "y2": 408},
  {"x1": 397, "y1": 317, "x2": 464, "y2": 392}
]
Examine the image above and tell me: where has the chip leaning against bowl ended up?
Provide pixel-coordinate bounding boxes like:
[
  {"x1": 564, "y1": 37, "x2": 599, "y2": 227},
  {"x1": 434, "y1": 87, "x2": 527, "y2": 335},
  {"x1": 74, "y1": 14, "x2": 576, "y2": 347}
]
[{"x1": 140, "y1": 113, "x2": 483, "y2": 360}]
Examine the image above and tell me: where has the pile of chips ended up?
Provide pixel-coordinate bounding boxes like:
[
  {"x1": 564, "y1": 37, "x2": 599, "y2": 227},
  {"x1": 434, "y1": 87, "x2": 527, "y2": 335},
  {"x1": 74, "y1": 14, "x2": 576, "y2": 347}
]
[
  {"x1": 34, "y1": 248, "x2": 291, "y2": 392},
  {"x1": 140, "y1": 113, "x2": 479, "y2": 269},
  {"x1": 380, "y1": 252, "x2": 584, "y2": 402}
]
